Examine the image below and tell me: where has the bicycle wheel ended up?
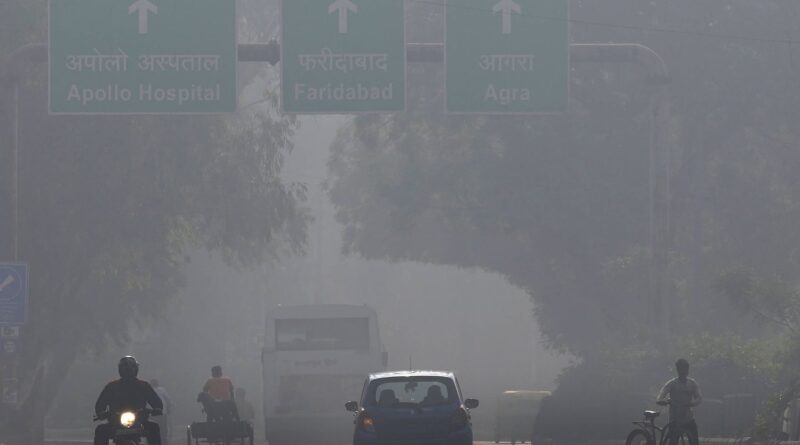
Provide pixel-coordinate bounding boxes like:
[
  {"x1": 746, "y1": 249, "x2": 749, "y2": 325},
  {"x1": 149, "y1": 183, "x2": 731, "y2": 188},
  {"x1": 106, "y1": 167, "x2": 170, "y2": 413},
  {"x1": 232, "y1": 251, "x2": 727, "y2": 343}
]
[
  {"x1": 675, "y1": 430, "x2": 692, "y2": 445},
  {"x1": 626, "y1": 429, "x2": 654, "y2": 445}
]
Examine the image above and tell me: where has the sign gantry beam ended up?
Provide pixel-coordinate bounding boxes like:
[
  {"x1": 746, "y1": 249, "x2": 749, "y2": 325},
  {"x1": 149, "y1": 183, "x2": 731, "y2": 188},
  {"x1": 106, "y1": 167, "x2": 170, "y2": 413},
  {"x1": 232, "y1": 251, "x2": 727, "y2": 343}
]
[
  {"x1": 3, "y1": 42, "x2": 669, "y2": 81},
  {"x1": 237, "y1": 41, "x2": 669, "y2": 82}
]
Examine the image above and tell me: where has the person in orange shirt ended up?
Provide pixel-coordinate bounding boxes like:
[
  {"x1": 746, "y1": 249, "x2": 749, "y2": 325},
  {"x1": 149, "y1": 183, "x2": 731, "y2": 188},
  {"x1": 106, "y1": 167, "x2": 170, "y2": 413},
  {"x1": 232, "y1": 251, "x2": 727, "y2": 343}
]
[
  {"x1": 203, "y1": 366, "x2": 234, "y2": 401},
  {"x1": 199, "y1": 365, "x2": 239, "y2": 422}
]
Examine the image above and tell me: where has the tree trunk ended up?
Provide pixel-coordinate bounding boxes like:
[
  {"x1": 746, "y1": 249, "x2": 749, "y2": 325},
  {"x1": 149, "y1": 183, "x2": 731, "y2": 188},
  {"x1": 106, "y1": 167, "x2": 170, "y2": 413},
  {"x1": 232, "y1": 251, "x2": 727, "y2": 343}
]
[{"x1": 1, "y1": 338, "x2": 78, "y2": 445}]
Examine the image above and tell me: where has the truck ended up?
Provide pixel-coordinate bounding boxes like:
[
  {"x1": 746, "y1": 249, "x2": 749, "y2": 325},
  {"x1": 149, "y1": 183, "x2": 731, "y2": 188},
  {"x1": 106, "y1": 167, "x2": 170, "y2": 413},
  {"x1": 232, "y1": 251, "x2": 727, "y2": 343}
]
[{"x1": 262, "y1": 304, "x2": 388, "y2": 445}]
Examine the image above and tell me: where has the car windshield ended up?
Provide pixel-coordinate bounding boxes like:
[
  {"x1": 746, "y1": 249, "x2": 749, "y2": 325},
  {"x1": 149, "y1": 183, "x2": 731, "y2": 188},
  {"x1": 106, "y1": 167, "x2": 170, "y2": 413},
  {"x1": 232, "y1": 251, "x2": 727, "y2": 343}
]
[{"x1": 365, "y1": 377, "x2": 459, "y2": 408}]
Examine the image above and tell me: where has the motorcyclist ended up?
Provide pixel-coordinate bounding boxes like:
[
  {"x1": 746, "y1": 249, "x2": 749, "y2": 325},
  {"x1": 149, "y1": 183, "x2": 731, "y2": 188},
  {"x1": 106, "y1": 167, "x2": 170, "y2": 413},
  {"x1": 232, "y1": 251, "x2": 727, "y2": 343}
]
[{"x1": 94, "y1": 356, "x2": 163, "y2": 445}]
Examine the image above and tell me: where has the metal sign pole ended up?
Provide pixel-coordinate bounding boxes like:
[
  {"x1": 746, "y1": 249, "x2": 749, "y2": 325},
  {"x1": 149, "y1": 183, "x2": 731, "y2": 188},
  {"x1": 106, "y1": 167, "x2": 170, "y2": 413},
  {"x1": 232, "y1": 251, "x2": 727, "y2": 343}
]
[{"x1": 12, "y1": 84, "x2": 19, "y2": 262}]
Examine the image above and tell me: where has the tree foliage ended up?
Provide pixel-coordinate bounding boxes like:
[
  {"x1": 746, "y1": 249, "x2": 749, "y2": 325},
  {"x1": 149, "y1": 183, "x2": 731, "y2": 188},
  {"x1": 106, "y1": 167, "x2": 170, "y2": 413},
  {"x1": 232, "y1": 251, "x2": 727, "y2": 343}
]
[
  {"x1": 330, "y1": 0, "x2": 800, "y2": 353},
  {"x1": 328, "y1": 0, "x2": 800, "y2": 435},
  {"x1": 0, "y1": 3, "x2": 306, "y2": 443}
]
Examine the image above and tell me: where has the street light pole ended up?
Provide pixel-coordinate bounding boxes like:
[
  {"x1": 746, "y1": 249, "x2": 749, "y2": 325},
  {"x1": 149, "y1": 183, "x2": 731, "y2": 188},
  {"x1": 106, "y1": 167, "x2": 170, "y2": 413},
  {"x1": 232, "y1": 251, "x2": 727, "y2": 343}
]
[
  {"x1": 1, "y1": 43, "x2": 46, "y2": 262},
  {"x1": 11, "y1": 85, "x2": 19, "y2": 261},
  {"x1": 567, "y1": 43, "x2": 672, "y2": 336}
]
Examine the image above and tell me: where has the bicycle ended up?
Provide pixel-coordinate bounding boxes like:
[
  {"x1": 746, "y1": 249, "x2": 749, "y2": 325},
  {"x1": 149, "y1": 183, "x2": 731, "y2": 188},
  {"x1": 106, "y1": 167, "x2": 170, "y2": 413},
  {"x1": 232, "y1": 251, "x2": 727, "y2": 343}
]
[{"x1": 625, "y1": 401, "x2": 696, "y2": 445}]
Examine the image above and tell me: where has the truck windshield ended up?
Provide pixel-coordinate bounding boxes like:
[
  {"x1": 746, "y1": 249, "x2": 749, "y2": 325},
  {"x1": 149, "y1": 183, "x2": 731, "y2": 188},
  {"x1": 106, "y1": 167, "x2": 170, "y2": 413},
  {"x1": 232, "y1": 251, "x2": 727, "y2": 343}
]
[{"x1": 275, "y1": 317, "x2": 370, "y2": 351}]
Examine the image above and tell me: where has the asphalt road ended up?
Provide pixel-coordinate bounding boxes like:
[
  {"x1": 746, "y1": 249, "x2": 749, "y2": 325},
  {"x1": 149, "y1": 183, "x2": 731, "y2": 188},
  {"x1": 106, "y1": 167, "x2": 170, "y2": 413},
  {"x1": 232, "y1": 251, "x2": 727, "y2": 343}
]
[
  {"x1": 44, "y1": 430, "x2": 511, "y2": 445},
  {"x1": 46, "y1": 425, "x2": 548, "y2": 445}
]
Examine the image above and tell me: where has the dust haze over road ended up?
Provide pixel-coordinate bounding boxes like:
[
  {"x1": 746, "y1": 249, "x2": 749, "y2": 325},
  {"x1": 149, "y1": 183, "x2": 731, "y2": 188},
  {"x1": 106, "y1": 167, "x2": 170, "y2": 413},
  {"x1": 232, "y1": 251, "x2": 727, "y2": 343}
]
[
  {"x1": 5, "y1": 1, "x2": 800, "y2": 445},
  {"x1": 44, "y1": 116, "x2": 568, "y2": 441}
]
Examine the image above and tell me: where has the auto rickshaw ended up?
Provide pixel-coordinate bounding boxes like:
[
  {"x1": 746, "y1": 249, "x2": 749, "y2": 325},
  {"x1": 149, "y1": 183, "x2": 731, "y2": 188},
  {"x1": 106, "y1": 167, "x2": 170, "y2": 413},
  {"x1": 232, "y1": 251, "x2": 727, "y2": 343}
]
[{"x1": 494, "y1": 390, "x2": 551, "y2": 445}]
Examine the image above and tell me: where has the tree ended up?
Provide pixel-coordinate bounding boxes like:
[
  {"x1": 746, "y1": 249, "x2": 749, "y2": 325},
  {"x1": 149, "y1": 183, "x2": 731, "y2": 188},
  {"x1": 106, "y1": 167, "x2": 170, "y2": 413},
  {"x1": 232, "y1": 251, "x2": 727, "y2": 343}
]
[
  {"x1": 330, "y1": 0, "x2": 800, "y2": 351},
  {"x1": 0, "y1": 12, "x2": 306, "y2": 445},
  {"x1": 328, "y1": 0, "x2": 800, "y2": 435},
  {"x1": 0, "y1": 0, "x2": 43, "y2": 61}
]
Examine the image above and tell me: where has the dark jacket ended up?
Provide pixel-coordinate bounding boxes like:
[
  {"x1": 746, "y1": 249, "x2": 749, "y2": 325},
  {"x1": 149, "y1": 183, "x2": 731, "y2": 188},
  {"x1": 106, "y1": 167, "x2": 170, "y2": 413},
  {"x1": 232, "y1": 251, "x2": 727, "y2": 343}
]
[{"x1": 95, "y1": 378, "x2": 164, "y2": 415}]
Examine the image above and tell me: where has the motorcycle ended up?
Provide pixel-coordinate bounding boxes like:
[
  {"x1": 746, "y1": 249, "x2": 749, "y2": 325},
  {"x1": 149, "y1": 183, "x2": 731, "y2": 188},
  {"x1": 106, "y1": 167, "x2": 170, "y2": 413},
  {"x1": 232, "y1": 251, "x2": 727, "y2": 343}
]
[{"x1": 94, "y1": 408, "x2": 162, "y2": 445}]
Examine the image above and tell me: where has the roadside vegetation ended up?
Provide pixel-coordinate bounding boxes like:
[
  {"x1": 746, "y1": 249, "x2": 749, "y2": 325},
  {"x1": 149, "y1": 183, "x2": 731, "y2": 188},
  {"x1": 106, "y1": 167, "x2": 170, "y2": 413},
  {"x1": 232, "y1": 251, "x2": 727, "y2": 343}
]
[{"x1": 327, "y1": 1, "x2": 800, "y2": 439}]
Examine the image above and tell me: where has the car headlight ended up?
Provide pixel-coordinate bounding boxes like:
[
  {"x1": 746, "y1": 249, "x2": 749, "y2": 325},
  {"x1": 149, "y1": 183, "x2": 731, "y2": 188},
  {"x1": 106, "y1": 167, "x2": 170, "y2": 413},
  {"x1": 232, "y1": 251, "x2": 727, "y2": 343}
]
[
  {"x1": 120, "y1": 411, "x2": 136, "y2": 428},
  {"x1": 359, "y1": 414, "x2": 376, "y2": 433}
]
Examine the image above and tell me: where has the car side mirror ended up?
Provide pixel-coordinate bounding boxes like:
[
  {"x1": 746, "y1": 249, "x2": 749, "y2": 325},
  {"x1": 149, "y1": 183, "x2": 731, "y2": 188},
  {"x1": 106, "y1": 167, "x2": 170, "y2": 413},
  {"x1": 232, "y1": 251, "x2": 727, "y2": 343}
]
[
  {"x1": 345, "y1": 401, "x2": 359, "y2": 412},
  {"x1": 464, "y1": 399, "x2": 479, "y2": 409}
]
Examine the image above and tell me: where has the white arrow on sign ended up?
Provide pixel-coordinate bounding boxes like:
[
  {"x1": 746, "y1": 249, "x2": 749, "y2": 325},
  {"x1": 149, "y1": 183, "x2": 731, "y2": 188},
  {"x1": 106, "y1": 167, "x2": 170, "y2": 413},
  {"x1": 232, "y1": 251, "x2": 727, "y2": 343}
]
[
  {"x1": 492, "y1": 0, "x2": 521, "y2": 34},
  {"x1": 0, "y1": 275, "x2": 14, "y2": 293},
  {"x1": 129, "y1": 0, "x2": 158, "y2": 35},
  {"x1": 328, "y1": 0, "x2": 358, "y2": 34}
]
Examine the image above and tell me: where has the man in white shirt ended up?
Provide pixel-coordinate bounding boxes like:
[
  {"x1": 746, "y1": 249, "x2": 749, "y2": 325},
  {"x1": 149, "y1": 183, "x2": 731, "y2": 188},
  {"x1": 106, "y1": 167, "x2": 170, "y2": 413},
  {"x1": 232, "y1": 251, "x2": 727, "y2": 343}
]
[
  {"x1": 657, "y1": 359, "x2": 702, "y2": 445},
  {"x1": 234, "y1": 388, "x2": 255, "y2": 423},
  {"x1": 150, "y1": 379, "x2": 173, "y2": 445}
]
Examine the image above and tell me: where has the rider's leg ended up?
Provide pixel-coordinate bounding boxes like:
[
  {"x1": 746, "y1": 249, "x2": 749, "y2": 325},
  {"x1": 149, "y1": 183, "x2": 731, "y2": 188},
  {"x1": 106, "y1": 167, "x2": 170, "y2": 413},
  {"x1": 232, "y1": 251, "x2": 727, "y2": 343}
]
[
  {"x1": 145, "y1": 421, "x2": 162, "y2": 445},
  {"x1": 686, "y1": 420, "x2": 699, "y2": 445},
  {"x1": 94, "y1": 424, "x2": 112, "y2": 445},
  {"x1": 157, "y1": 416, "x2": 169, "y2": 445},
  {"x1": 229, "y1": 401, "x2": 240, "y2": 421},
  {"x1": 667, "y1": 423, "x2": 680, "y2": 445},
  {"x1": 219, "y1": 400, "x2": 239, "y2": 421},
  {"x1": 165, "y1": 417, "x2": 171, "y2": 445}
]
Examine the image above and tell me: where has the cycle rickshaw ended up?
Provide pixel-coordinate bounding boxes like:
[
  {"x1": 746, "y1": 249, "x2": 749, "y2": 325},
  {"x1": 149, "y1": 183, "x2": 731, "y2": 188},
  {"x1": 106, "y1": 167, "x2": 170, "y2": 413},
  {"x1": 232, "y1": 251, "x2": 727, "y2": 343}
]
[{"x1": 187, "y1": 394, "x2": 254, "y2": 445}]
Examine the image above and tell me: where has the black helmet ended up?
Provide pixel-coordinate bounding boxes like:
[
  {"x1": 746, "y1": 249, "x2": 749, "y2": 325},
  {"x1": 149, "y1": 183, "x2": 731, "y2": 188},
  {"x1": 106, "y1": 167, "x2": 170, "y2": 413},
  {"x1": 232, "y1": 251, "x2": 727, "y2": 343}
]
[{"x1": 118, "y1": 356, "x2": 139, "y2": 380}]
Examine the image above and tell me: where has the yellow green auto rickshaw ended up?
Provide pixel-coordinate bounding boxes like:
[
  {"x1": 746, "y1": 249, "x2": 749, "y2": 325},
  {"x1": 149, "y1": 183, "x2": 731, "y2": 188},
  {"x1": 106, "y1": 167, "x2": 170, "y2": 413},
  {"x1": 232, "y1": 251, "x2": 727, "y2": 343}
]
[{"x1": 494, "y1": 390, "x2": 551, "y2": 445}]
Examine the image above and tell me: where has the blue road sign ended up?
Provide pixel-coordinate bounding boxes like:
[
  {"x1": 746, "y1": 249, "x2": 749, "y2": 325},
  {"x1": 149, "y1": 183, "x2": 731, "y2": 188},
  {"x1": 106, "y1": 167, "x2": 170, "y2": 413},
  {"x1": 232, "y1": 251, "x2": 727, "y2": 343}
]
[{"x1": 0, "y1": 264, "x2": 28, "y2": 325}]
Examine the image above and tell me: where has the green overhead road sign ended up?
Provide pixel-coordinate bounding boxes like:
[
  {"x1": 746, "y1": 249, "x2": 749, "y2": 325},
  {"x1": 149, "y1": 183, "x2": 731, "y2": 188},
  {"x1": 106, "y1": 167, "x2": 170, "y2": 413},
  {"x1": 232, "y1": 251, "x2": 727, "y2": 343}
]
[
  {"x1": 446, "y1": 0, "x2": 568, "y2": 113},
  {"x1": 281, "y1": 0, "x2": 405, "y2": 113},
  {"x1": 49, "y1": 0, "x2": 237, "y2": 114}
]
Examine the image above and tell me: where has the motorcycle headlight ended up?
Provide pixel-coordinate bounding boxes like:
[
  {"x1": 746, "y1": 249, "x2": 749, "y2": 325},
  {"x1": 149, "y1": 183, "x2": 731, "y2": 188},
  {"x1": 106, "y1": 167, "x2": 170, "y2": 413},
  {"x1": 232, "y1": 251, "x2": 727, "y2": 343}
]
[{"x1": 120, "y1": 411, "x2": 136, "y2": 428}]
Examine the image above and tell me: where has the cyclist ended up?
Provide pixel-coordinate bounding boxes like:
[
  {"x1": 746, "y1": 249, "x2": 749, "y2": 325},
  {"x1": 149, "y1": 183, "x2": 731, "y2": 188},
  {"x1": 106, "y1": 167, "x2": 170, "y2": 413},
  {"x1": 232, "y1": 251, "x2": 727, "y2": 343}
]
[
  {"x1": 656, "y1": 359, "x2": 702, "y2": 445},
  {"x1": 200, "y1": 365, "x2": 238, "y2": 422}
]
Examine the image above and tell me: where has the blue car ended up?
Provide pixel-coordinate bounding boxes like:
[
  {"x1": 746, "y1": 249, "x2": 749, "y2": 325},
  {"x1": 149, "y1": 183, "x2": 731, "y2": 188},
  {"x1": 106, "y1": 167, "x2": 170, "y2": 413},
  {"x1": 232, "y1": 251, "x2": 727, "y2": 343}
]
[{"x1": 346, "y1": 371, "x2": 479, "y2": 445}]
